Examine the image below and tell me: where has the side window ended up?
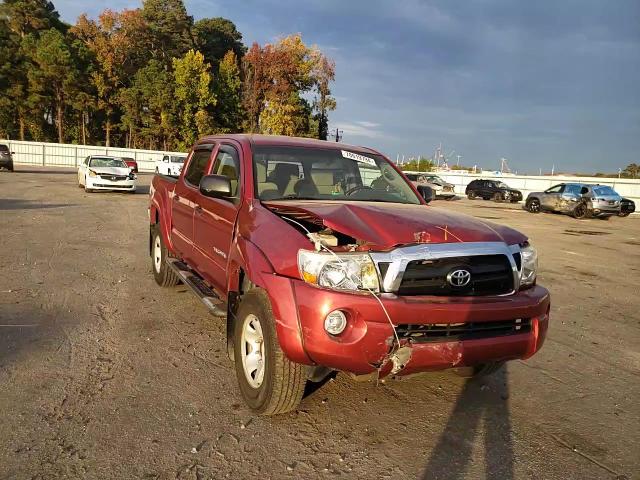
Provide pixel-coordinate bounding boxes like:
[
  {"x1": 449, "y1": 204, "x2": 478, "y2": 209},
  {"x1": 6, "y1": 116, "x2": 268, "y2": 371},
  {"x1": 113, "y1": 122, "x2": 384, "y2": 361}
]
[
  {"x1": 84, "y1": 156, "x2": 90, "y2": 166},
  {"x1": 184, "y1": 149, "x2": 212, "y2": 187},
  {"x1": 546, "y1": 184, "x2": 564, "y2": 194},
  {"x1": 211, "y1": 146, "x2": 240, "y2": 197},
  {"x1": 163, "y1": 156, "x2": 168, "y2": 163},
  {"x1": 564, "y1": 185, "x2": 580, "y2": 195}
]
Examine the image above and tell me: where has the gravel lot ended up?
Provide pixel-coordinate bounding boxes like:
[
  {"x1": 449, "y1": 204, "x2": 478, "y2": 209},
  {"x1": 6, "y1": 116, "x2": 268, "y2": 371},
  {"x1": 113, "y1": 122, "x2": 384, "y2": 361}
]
[{"x1": 1, "y1": 168, "x2": 639, "y2": 480}]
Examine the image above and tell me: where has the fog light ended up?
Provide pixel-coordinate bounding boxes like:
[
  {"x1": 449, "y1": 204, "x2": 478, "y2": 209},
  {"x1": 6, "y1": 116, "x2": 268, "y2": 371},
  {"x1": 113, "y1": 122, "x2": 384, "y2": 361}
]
[{"x1": 324, "y1": 310, "x2": 347, "y2": 335}]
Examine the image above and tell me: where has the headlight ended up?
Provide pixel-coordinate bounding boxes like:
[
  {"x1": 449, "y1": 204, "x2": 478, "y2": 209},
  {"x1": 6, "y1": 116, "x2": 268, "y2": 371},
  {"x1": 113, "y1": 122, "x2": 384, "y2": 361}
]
[
  {"x1": 88, "y1": 169, "x2": 97, "y2": 177},
  {"x1": 520, "y1": 244, "x2": 538, "y2": 286},
  {"x1": 128, "y1": 173, "x2": 137, "y2": 180},
  {"x1": 298, "y1": 250, "x2": 379, "y2": 292}
]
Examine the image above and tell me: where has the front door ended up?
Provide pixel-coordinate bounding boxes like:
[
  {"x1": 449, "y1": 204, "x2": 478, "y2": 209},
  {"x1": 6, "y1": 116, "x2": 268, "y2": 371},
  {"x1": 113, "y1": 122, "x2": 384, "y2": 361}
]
[
  {"x1": 170, "y1": 146, "x2": 214, "y2": 262},
  {"x1": 541, "y1": 184, "x2": 564, "y2": 210},
  {"x1": 192, "y1": 143, "x2": 242, "y2": 294}
]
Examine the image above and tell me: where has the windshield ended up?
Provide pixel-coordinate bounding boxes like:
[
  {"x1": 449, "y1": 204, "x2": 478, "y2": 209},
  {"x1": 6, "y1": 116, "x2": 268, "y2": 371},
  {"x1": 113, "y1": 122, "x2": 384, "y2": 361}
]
[
  {"x1": 497, "y1": 182, "x2": 510, "y2": 189},
  {"x1": 426, "y1": 175, "x2": 444, "y2": 185},
  {"x1": 171, "y1": 156, "x2": 186, "y2": 163},
  {"x1": 254, "y1": 146, "x2": 421, "y2": 204},
  {"x1": 89, "y1": 157, "x2": 127, "y2": 168},
  {"x1": 592, "y1": 185, "x2": 617, "y2": 196}
]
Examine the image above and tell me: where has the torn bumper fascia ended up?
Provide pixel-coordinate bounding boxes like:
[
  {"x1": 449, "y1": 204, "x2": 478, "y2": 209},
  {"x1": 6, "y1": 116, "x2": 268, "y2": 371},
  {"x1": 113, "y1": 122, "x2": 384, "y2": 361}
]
[{"x1": 268, "y1": 276, "x2": 550, "y2": 377}]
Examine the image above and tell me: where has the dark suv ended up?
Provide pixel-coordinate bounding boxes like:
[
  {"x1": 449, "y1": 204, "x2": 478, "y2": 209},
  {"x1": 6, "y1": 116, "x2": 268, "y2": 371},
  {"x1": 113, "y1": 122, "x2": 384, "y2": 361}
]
[
  {"x1": 465, "y1": 179, "x2": 522, "y2": 203},
  {"x1": 0, "y1": 144, "x2": 14, "y2": 171}
]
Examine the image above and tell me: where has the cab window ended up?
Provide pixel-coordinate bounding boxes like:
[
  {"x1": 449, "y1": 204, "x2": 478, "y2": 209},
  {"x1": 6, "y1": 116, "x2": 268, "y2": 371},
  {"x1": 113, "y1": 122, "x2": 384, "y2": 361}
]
[{"x1": 211, "y1": 146, "x2": 240, "y2": 197}]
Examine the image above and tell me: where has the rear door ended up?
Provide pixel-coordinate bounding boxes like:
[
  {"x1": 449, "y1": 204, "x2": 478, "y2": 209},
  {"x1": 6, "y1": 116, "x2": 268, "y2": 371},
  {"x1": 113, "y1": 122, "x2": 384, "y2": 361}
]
[
  {"x1": 171, "y1": 145, "x2": 215, "y2": 263},
  {"x1": 192, "y1": 143, "x2": 242, "y2": 294}
]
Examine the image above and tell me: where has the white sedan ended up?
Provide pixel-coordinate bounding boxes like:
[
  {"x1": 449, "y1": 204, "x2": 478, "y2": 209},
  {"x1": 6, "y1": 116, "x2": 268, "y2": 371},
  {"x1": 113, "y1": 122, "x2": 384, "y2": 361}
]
[{"x1": 77, "y1": 156, "x2": 137, "y2": 193}]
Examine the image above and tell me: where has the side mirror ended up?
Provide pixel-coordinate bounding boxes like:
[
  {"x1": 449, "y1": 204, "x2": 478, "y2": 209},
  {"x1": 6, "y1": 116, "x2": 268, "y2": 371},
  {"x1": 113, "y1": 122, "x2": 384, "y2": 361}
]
[
  {"x1": 418, "y1": 185, "x2": 434, "y2": 204},
  {"x1": 199, "y1": 174, "x2": 232, "y2": 199}
]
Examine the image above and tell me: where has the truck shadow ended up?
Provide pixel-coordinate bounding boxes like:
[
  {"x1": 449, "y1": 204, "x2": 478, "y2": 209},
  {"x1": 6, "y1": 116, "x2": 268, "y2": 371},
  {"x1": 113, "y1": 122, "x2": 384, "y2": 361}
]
[
  {"x1": 421, "y1": 368, "x2": 514, "y2": 480},
  {"x1": 0, "y1": 198, "x2": 76, "y2": 210}
]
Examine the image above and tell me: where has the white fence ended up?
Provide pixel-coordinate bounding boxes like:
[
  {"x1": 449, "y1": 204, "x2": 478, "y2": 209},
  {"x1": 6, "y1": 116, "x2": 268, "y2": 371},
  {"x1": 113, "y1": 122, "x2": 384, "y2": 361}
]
[
  {"x1": 1, "y1": 139, "x2": 185, "y2": 173},
  {"x1": 2, "y1": 139, "x2": 638, "y2": 213},
  {"x1": 416, "y1": 171, "x2": 640, "y2": 210}
]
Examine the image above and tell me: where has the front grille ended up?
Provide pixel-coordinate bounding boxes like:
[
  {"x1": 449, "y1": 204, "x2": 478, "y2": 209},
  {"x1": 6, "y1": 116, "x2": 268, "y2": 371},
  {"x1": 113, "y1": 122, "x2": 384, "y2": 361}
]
[
  {"x1": 396, "y1": 318, "x2": 531, "y2": 343},
  {"x1": 397, "y1": 254, "x2": 513, "y2": 296},
  {"x1": 100, "y1": 175, "x2": 128, "y2": 181},
  {"x1": 94, "y1": 184, "x2": 133, "y2": 188}
]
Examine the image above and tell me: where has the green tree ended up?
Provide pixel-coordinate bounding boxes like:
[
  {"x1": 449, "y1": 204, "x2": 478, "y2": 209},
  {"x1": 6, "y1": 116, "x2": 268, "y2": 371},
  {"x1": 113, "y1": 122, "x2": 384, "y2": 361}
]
[
  {"x1": 0, "y1": 0, "x2": 63, "y2": 39},
  {"x1": 24, "y1": 28, "x2": 81, "y2": 143},
  {"x1": 173, "y1": 49, "x2": 216, "y2": 148},
  {"x1": 142, "y1": 0, "x2": 193, "y2": 64},
  {"x1": 193, "y1": 17, "x2": 245, "y2": 69},
  {"x1": 214, "y1": 50, "x2": 243, "y2": 133},
  {"x1": 309, "y1": 49, "x2": 336, "y2": 140}
]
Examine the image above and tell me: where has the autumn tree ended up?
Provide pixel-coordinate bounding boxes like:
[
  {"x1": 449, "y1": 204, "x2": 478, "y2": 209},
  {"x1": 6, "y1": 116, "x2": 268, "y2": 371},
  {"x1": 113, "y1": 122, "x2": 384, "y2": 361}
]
[
  {"x1": 72, "y1": 9, "x2": 148, "y2": 146},
  {"x1": 173, "y1": 50, "x2": 216, "y2": 149},
  {"x1": 309, "y1": 49, "x2": 336, "y2": 140}
]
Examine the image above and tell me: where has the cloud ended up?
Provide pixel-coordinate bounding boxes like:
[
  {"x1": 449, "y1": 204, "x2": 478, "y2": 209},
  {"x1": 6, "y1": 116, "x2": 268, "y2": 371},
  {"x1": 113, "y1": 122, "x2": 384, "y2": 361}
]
[{"x1": 51, "y1": 0, "x2": 640, "y2": 171}]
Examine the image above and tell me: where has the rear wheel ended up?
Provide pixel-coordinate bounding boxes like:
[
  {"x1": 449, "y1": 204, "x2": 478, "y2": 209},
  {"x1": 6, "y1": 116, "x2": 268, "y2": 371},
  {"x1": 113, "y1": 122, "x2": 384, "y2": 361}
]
[
  {"x1": 234, "y1": 290, "x2": 306, "y2": 415},
  {"x1": 467, "y1": 191, "x2": 476, "y2": 200},
  {"x1": 526, "y1": 198, "x2": 541, "y2": 213},
  {"x1": 618, "y1": 212, "x2": 631, "y2": 217},
  {"x1": 151, "y1": 225, "x2": 179, "y2": 287}
]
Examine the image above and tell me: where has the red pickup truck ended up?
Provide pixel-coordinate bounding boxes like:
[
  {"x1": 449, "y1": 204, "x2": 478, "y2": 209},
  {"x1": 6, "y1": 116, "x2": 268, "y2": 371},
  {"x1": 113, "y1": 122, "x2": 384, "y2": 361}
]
[{"x1": 149, "y1": 134, "x2": 550, "y2": 415}]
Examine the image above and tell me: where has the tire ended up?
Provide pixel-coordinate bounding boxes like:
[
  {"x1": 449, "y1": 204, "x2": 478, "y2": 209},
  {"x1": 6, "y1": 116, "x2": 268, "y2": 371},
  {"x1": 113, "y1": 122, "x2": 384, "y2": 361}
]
[
  {"x1": 151, "y1": 225, "x2": 180, "y2": 287},
  {"x1": 618, "y1": 212, "x2": 630, "y2": 218},
  {"x1": 492, "y1": 192, "x2": 503, "y2": 203},
  {"x1": 598, "y1": 215, "x2": 610, "y2": 221},
  {"x1": 526, "y1": 198, "x2": 541, "y2": 213},
  {"x1": 454, "y1": 361, "x2": 505, "y2": 379},
  {"x1": 467, "y1": 191, "x2": 476, "y2": 200},
  {"x1": 233, "y1": 289, "x2": 306, "y2": 415},
  {"x1": 571, "y1": 202, "x2": 589, "y2": 219}
]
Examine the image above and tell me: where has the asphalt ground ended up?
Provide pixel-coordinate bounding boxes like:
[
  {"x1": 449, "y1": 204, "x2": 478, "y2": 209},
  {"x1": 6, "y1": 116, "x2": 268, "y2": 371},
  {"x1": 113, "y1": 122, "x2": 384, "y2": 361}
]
[{"x1": 1, "y1": 167, "x2": 639, "y2": 480}]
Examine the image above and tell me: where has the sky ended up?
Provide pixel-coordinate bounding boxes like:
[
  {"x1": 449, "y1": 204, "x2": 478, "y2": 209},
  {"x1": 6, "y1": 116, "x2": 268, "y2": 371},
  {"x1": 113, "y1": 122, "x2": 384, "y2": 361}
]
[{"x1": 54, "y1": 0, "x2": 640, "y2": 173}]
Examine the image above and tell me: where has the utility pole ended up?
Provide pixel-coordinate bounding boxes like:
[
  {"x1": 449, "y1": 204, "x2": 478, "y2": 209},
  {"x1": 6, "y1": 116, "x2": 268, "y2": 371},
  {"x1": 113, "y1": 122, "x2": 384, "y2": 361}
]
[
  {"x1": 333, "y1": 128, "x2": 343, "y2": 142},
  {"x1": 456, "y1": 155, "x2": 462, "y2": 166}
]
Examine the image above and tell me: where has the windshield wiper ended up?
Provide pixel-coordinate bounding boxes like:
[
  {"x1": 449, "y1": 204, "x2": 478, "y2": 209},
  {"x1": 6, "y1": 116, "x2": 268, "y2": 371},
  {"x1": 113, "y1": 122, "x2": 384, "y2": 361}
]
[{"x1": 270, "y1": 195, "x2": 320, "y2": 201}]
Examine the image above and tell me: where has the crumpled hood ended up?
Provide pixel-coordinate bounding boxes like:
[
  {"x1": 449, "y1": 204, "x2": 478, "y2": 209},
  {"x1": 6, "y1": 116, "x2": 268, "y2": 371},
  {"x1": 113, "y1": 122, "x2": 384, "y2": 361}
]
[
  {"x1": 90, "y1": 166, "x2": 131, "y2": 175},
  {"x1": 264, "y1": 200, "x2": 527, "y2": 248}
]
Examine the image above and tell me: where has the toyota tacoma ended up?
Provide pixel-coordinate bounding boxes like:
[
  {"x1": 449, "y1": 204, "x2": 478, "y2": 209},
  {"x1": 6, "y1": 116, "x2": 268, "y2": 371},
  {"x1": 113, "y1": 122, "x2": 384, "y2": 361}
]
[{"x1": 149, "y1": 134, "x2": 550, "y2": 415}]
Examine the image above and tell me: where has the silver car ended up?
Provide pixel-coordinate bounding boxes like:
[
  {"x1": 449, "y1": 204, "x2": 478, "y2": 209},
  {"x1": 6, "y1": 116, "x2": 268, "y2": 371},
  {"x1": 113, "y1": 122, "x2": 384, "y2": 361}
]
[
  {"x1": 525, "y1": 183, "x2": 621, "y2": 219},
  {"x1": 404, "y1": 172, "x2": 456, "y2": 200}
]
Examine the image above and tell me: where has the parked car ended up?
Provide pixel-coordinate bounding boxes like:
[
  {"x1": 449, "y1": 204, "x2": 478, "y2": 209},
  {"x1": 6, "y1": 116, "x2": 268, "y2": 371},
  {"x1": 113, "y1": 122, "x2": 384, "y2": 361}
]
[
  {"x1": 149, "y1": 134, "x2": 549, "y2": 415},
  {"x1": 77, "y1": 155, "x2": 137, "y2": 193},
  {"x1": 0, "y1": 144, "x2": 14, "y2": 171},
  {"x1": 465, "y1": 179, "x2": 523, "y2": 203},
  {"x1": 404, "y1": 172, "x2": 456, "y2": 200},
  {"x1": 525, "y1": 183, "x2": 621, "y2": 219},
  {"x1": 156, "y1": 154, "x2": 187, "y2": 176},
  {"x1": 619, "y1": 198, "x2": 636, "y2": 217},
  {"x1": 121, "y1": 157, "x2": 138, "y2": 173}
]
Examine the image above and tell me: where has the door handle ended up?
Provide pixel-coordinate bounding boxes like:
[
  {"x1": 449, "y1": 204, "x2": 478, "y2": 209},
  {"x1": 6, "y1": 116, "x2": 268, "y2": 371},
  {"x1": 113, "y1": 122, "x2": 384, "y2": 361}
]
[
  {"x1": 174, "y1": 194, "x2": 180, "y2": 202},
  {"x1": 194, "y1": 205, "x2": 203, "y2": 215}
]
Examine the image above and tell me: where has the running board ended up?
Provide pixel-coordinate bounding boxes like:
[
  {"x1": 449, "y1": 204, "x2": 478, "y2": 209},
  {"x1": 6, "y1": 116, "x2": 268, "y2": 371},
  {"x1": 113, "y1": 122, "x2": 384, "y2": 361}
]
[{"x1": 167, "y1": 259, "x2": 226, "y2": 317}]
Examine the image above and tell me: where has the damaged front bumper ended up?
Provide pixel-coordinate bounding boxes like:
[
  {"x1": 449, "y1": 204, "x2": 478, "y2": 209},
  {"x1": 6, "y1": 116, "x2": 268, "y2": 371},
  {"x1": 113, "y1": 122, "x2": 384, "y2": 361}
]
[{"x1": 277, "y1": 279, "x2": 549, "y2": 378}]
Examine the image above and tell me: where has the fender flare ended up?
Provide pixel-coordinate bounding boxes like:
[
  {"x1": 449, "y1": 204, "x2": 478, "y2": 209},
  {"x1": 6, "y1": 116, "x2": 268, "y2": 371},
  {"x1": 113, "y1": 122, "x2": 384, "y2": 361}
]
[
  {"x1": 227, "y1": 236, "x2": 312, "y2": 365},
  {"x1": 149, "y1": 194, "x2": 176, "y2": 255}
]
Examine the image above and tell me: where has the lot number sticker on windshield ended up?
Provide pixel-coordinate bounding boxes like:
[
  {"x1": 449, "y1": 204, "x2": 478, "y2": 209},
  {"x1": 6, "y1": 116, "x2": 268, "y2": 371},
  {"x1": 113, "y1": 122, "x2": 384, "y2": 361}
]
[{"x1": 342, "y1": 150, "x2": 377, "y2": 167}]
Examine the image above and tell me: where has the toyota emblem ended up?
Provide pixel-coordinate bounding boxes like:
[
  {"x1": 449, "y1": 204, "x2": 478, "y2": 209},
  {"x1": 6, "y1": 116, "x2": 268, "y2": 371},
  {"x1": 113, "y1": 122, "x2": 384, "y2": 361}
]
[{"x1": 447, "y1": 269, "x2": 471, "y2": 287}]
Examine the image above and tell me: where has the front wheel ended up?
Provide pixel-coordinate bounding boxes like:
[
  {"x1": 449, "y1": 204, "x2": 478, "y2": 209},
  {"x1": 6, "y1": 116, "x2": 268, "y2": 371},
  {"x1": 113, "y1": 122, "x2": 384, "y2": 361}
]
[
  {"x1": 492, "y1": 192, "x2": 503, "y2": 203},
  {"x1": 571, "y1": 202, "x2": 589, "y2": 219},
  {"x1": 234, "y1": 290, "x2": 306, "y2": 415},
  {"x1": 618, "y1": 212, "x2": 631, "y2": 218},
  {"x1": 526, "y1": 198, "x2": 541, "y2": 213}
]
